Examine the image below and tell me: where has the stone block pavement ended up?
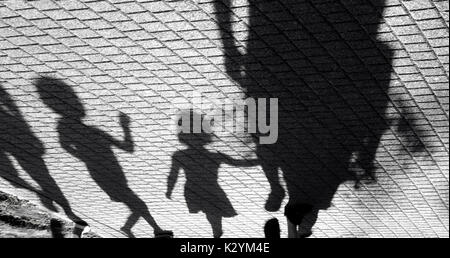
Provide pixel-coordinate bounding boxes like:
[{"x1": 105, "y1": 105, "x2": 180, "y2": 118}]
[{"x1": 0, "y1": 0, "x2": 448, "y2": 237}]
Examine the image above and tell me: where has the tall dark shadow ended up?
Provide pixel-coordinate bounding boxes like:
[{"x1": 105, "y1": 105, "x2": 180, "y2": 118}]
[
  {"x1": 0, "y1": 84, "x2": 85, "y2": 227},
  {"x1": 167, "y1": 110, "x2": 258, "y2": 238},
  {"x1": 214, "y1": 0, "x2": 426, "y2": 236},
  {"x1": 36, "y1": 77, "x2": 171, "y2": 238}
]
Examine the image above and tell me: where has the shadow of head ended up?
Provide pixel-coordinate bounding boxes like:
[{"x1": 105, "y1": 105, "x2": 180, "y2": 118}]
[
  {"x1": 176, "y1": 109, "x2": 213, "y2": 147},
  {"x1": 35, "y1": 76, "x2": 85, "y2": 119}
]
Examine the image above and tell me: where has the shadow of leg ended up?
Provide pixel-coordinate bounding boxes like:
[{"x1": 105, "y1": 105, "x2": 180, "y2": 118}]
[
  {"x1": 206, "y1": 213, "x2": 223, "y2": 238},
  {"x1": 298, "y1": 209, "x2": 319, "y2": 238},
  {"x1": 0, "y1": 152, "x2": 38, "y2": 193},
  {"x1": 16, "y1": 155, "x2": 61, "y2": 211},
  {"x1": 16, "y1": 154, "x2": 88, "y2": 233},
  {"x1": 15, "y1": 155, "x2": 61, "y2": 212},
  {"x1": 121, "y1": 212, "x2": 138, "y2": 238},
  {"x1": 262, "y1": 161, "x2": 285, "y2": 212},
  {"x1": 121, "y1": 191, "x2": 173, "y2": 238}
]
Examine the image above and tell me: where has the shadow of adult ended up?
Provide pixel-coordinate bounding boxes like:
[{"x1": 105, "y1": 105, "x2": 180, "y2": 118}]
[
  {"x1": 0, "y1": 84, "x2": 85, "y2": 228},
  {"x1": 35, "y1": 77, "x2": 171, "y2": 238},
  {"x1": 214, "y1": 0, "x2": 416, "y2": 236},
  {"x1": 166, "y1": 110, "x2": 258, "y2": 238}
]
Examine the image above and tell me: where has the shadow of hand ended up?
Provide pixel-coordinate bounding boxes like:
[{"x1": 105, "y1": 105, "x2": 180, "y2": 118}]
[{"x1": 119, "y1": 112, "x2": 131, "y2": 129}]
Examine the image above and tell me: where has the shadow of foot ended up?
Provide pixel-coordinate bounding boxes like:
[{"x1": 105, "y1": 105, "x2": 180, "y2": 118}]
[
  {"x1": 265, "y1": 187, "x2": 285, "y2": 212},
  {"x1": 213, "y1": 230, "x2": 223, "y2": 239},
  {"x1": 120, "y1": 227, "x2": 136, "y2": 238},
  {"x1": 155, "y1": 230, "x2": 174, "y2": 239}
]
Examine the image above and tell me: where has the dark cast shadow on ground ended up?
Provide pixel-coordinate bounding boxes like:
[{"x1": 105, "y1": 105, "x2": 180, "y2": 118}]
[
  {"x1": 36, "y1": 77, "x2": 171, "y2": 238},
  {"x1": 214, "y1": 0, "x2": 427, "y2": 236},
  {"x1": 0, "y1": 84, "x2": 86, "y2": 233}
]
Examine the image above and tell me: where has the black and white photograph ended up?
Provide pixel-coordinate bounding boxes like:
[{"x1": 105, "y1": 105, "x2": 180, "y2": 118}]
[{"x1": 0, "y1": 0, "x2": 448, "y2": 250}]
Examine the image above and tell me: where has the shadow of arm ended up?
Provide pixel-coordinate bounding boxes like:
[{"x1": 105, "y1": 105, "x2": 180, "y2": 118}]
[
  {"x1": 214, "y1": 0, "x2": 244, "y2": 79},
  {"x1": 112, "y1": 112, "x2": 134, "y2": 153},
  {"x1": 222, "y1": 154, "x2": 259, "y2": 167},
  {"x1": 166, "y1": 154, "x2": 181, "y2": 199}
]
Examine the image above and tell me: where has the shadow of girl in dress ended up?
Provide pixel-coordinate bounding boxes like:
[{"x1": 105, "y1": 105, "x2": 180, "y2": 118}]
[{"x1": 166, "y1": 110, "x2": 258, "y2": 238}]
